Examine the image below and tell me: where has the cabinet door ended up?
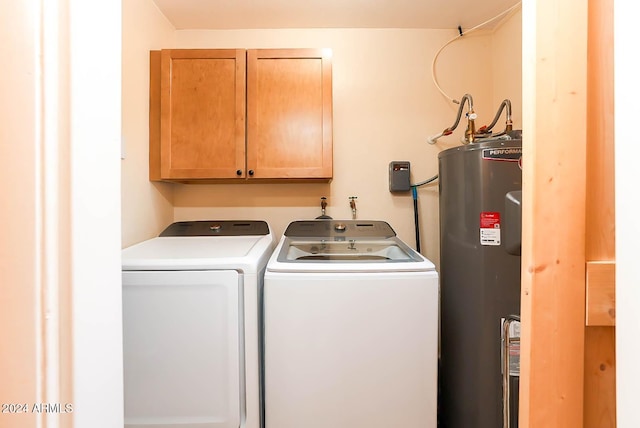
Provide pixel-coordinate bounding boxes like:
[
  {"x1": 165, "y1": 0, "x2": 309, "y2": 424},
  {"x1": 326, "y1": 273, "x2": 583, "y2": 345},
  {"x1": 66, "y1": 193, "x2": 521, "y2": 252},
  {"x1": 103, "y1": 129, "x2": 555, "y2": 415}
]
[
  {"x1": 160, "y1": 49, "x2": 246, "y2": 180},
  {"x1": 247, "y1": 49, "x2": 333, "y2": 179}
]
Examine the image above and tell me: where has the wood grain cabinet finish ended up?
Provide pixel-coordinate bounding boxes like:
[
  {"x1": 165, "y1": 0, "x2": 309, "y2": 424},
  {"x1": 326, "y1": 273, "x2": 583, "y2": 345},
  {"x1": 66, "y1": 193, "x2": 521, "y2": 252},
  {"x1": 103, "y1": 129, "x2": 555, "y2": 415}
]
[
  {"x1": 149, "y1": 48, "x2": 333, "y2": 182},
  {"x1": 150, "y1": 49, "x2": 246, "y2": 180},
  {"x1": 247, "y1": 49, "x2": 333, "y2": 179}
]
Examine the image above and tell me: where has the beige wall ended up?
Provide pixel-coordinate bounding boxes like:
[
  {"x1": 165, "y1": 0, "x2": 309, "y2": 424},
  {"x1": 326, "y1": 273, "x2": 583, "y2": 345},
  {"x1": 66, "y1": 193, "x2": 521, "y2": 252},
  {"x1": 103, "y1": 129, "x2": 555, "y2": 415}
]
[
  {"x1": 492, "y1": 9, "x2": 523, "y2": 130},
  {"x1": 170, "y1": 28, "x2": 498, "y2": 267},
  {"x1": 121, "y1": 0, "x2": 176, "y2": 247},
  {"x1": 121, "y1": 1, "x2": 523, "y2": 270}
]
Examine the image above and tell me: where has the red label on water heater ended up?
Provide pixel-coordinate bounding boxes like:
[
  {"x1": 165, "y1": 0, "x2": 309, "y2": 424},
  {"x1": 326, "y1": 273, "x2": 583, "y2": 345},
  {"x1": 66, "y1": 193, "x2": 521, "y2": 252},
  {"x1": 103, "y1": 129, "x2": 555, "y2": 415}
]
[{"x1": 480, "y1": 212, "x2": 501, "y2": 246}]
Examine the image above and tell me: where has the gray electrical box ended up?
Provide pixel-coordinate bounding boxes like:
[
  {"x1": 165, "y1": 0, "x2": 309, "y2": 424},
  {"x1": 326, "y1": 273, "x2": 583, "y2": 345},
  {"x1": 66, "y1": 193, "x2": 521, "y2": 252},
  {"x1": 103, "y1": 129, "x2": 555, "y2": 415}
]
[
  {"x1": 504, "y1": 190, "x2": 522, "y2": 256},
  {"x1": 389, "y1": 161, "x2": 411, "y2": 192}
]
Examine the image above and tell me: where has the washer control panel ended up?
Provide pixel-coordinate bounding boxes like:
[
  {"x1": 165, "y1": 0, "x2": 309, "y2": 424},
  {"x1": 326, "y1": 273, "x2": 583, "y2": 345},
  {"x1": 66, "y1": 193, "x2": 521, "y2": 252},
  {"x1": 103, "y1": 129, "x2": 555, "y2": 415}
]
[{"x1": 284, "y1": 220, "x2": 396, "y2": 239}]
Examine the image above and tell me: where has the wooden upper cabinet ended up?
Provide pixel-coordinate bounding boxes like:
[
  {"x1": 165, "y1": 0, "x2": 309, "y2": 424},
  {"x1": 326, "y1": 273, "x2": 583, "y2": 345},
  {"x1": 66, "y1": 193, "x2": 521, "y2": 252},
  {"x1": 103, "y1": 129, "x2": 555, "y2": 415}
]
[
  {"x1": 247, "y1": 49, "x2": 333, "y2": 179},
  {"x1": 156, "y1": 49, "x2": 246, "y2": 180},
  {"x1": 149, "y1": 48, "x2": 333, "y2": 182}
]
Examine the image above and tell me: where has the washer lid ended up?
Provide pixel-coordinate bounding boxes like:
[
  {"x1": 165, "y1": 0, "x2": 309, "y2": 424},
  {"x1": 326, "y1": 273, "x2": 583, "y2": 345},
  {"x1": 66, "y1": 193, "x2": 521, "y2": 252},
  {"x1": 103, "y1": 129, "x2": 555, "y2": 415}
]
[
  {"x1": 267, "y1": 234, "x2": 436, "y2": 273},
  {"x1": 282, "y1": 239, "x2": 420, "y2": 262},
  {"x1": 122, "y1": 234, "x2": 274, "y2": 271}
]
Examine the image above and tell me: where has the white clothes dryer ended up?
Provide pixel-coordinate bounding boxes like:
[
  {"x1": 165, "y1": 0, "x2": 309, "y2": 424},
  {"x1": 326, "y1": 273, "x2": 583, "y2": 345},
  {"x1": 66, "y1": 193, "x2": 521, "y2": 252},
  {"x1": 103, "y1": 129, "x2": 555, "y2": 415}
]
[
  {"x1": 263, "y1": 220, "x2": 439, "y2": 428},
  {"x1": 121, "y1": 221, "x2": 274, "y2": 428}
]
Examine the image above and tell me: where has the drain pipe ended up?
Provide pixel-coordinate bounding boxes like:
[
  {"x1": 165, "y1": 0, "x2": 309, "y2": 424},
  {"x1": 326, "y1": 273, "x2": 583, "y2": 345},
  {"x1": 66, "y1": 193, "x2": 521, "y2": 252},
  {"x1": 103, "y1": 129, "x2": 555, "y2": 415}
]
[
  {"x1": 410, "y1": 173, "x2": 439, "y2": 253},
  {"x1": 412, "y1": 186, "x2": 421, "y2": 253}
]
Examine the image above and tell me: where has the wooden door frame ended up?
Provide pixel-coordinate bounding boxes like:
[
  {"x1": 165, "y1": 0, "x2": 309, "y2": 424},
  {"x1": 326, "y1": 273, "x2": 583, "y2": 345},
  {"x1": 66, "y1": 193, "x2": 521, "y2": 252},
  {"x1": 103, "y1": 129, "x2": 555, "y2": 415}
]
[
  {"x1": 520, "y1": 0, "x2": 588, "y2": 426},
  {"x1": 520, "y1": 0, "x2": 616, "y2": 426}
]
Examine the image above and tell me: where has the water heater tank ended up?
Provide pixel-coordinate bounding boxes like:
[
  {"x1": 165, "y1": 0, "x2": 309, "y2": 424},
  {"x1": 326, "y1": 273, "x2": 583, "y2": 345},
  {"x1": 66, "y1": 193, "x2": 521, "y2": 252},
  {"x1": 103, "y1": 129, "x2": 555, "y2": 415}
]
[{"x1": 438, "y1": 136, "x2": 522, "y2": 428}]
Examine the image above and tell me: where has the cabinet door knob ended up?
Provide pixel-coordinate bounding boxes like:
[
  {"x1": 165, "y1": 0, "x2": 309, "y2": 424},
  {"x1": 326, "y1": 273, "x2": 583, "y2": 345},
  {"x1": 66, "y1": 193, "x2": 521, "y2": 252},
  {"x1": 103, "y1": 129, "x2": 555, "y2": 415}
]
[
  {"x1": 248, "y1": 170, "x2": 255, "y2": 176},
  {"x1": 236, "y1": 169, "x2": 242, "y2": 176}
]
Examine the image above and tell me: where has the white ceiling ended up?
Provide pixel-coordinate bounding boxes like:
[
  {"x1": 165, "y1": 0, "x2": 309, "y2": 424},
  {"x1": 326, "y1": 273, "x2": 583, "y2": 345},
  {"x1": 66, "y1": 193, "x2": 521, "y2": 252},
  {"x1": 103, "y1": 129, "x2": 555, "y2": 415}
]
[{"x1": 152, "y1": 0, "x2": 521, "y2": 31}]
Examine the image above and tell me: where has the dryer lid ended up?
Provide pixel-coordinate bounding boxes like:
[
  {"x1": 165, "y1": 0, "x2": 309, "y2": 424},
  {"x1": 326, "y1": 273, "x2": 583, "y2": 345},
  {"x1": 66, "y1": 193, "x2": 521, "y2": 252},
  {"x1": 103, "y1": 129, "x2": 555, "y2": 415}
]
[{"x1": 121, "y1": 234, "x2": 274, "y2": 272}]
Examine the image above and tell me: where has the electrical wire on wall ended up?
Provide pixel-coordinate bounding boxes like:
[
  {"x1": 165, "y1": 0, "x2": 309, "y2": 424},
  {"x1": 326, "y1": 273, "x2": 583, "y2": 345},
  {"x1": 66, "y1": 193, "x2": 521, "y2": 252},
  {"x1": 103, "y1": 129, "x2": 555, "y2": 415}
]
[
  {"x1": 414, "y1": 2, "x2": 521, "y2": 251},
  {"x1": 431, "y1": 2, "x2": 522, "y2": 104},
  {"x1": 411, "y1": 173, "x2": 439, "y2": 253}
]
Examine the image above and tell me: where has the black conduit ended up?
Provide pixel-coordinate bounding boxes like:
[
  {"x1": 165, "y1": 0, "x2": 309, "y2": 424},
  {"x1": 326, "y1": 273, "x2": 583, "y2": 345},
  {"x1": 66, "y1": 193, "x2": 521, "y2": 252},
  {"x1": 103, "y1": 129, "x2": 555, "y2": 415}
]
[
  {"x1": 412, "y1": 186, "x2": 421, "y2": 253},
  {"x1": 410, "y1": 173, "x2": 439, "y2": 254}
]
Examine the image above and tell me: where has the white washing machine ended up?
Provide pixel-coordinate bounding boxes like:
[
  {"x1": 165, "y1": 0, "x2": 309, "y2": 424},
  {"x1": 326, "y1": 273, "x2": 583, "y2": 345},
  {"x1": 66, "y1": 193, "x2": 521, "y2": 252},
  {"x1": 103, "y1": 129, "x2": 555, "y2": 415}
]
[
  {"x1": 121, "y1": 221, "x2": 274, "y2": 428},
  {"x1": 263, "y1": 220, "x2": 439, "y2": 428}
]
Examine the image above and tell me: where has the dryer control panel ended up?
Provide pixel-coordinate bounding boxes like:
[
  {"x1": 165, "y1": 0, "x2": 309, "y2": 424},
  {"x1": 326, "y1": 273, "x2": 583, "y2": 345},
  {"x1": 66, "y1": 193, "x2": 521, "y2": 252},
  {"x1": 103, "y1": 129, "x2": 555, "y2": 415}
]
[{"x1": 160, "y1": 220, "x2": 270, "y2": 237}]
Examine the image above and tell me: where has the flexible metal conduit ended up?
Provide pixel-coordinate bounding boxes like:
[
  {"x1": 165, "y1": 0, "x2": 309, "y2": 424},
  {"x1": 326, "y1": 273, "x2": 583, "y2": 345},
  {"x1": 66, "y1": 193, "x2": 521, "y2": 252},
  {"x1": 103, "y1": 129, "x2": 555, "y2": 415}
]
[
  {"x1": 502, "y1": 314, "x2": 521, "y2": 428},
  {"x1": 427, "y1": 93, "x2": 476, "y2": 144},
  {"x1": 483, "y1": 99, "x2": 513, "y2": 137}
]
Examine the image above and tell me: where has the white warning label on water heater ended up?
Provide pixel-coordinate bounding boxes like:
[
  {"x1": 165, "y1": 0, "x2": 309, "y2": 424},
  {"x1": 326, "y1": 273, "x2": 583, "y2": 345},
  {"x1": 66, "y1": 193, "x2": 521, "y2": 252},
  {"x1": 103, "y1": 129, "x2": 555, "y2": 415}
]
[{"x1": 480, "y1": 212, "x2": 501, "y2": 246}]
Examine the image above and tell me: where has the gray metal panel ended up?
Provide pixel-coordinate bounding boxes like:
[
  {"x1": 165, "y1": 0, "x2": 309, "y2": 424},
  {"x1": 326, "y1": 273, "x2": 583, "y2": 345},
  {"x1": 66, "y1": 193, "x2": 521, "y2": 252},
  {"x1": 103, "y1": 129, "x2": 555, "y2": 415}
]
[
  {"x1": 159, "y1": 220, "x2": 270, "y2": 236},
  {"x1": 505, "y1": 191, "x2": 522, "y2": 256},
  {"x1": 275, "y1": 237, "x2": 423, "y2": 264},
  {"x1": 283, "y1": 220, "x2": 396, "y2": 238},
  {"x1": 438, "y1": 139, "x2": 522, "y2": 428}
]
